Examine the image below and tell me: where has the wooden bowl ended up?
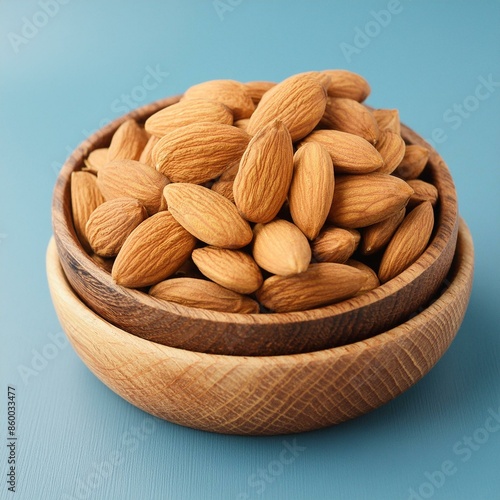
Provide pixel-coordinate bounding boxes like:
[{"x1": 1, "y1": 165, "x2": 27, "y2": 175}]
[
  {"x1": 46, "y1": 219, "x2": 474, "y2": 435},
  {"x1": 52, "y1": 96, "x2": 459, "y2": 356}
]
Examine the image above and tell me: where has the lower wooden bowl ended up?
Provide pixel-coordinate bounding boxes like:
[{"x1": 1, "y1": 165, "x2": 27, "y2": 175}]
[{"x1": 47, "y1": 219, "x2": 473, "y2": 435}]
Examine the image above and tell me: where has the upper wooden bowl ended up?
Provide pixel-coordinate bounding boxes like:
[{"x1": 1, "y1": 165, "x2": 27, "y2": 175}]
[
  {"x1": 52, "y1": 96, "x2": 459, "y2": 356},
  {"x1": 46, "y1": 219, "x2": 473, "y2": 435}
]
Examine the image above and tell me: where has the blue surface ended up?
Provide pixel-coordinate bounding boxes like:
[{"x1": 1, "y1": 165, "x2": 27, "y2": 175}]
[{"x1": 1, "y1": 1, "x2": 500, "y2": 499}]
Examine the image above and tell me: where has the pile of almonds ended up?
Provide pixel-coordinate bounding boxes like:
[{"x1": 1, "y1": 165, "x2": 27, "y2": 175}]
[{"x1": 71, "y1": 70, "x2": 437, "y2": 314}]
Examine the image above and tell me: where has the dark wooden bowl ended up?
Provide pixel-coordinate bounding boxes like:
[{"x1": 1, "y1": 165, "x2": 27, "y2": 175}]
[{"x1": 52, "y1": 96, "x2": 459, "y2": 356}]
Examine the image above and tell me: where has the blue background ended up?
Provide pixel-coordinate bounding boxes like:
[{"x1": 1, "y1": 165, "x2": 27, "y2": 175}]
[{"x1": 1, "y1": 1, "x2": 500, "y2": 499}]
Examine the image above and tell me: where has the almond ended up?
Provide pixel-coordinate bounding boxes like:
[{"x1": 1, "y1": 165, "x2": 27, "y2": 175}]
[
  {"x1": 312, "y1": 227, "x2": 359, "y2": 263},
  {"x1": 361, "y1": 207, "x2": 405, "y2": 255},
  {"x1": 372, "y1": 109, "x2": 401, "y2": 135},
  {"x1": 112, "y1": 211, "x2": 196, "y2": 287},
  {"x1": 252, "y1": 219, "x2": 311, "y2": 276},
  {"x1": 192, "y1": 247, "x2": 263, "y2": 294},
  {"x1": 89, "y1": 253, "x2": 114, "y2": 274},
  {"x1": 71, "y1": 171, "x2": 105, "y2": 252},
  {"x1": 219, "y1": 162, "x2": 239, "y2": 181},
  {"x1": 83, "y1": 148, "x2": 109, "y2": 174},
  {"x1": 378, "y1": 201, "x2": 434, "y2": 283},
  {"x1": 233, "y1": 119, "x2": 294, "y2": 223},
  {"x1": 182, "y1": 79, "x2": 255, "y2": 120},
  {"x1": 346, "y1": 259, "x2": 380, "y2": 294},
  {"x1": 149, "y1": 277, "x2": 260, "y2": 314},
  {"x1": 375, "y1": 130, "x2": 406, "y2": 174},
  {"x1": 301, "y1": 130, "x2": 384, "y2": 174},
  {"x1": 256, "y1": 263, "x2": 367, "y2": 312},
  {"x1": 244, "y1": 81, "x2": 276, "y2": 104},
  {"x1": 320, "y1": 69, "x2": 371, "y2": 102},
  {"x1": 211, "y1": 179, "x2": 235, "y2": 203},
  {"x1": 321, "y1": 97, "x2": 379, "y2": 144},
  {"x1": 327, "y1": 173, "x2": 413, "y2": 228},
  {"x1": 407, "y1": 179, "x2": 439, "y2": 209},
  {"x1": 233, "y1": 118, "x2": 249, "y2": 131},
  {"x1": 145, "y1": 99, "x2": 233, "y2": 137},
  {"x1": 138, "y1": 135, "x2": 159, "y2": 167},
  {"x1": 152, "y1": 122, "x2": 250, "y2": 184},
  {"x1": 97, "y1": 159, "x2": 169, "y2": 215},
  {"x1": 288, "y1": 142, "x2": 334, "y2": 240},
  {"x1": 164, "y1": 183, "x2": 253, "y2": 249},
  {"x1": 107, "y1": 119, "x2": 149, "y2": 162},
  {"x1": 247, "y1": 74, "x2": 327, "y2": 141},
  {"x1": 394, "y1": 144, "x2": 430, "y2": 180},
  {"x1": 85, "y1": 198, "x2": 147, "y2": 257}
]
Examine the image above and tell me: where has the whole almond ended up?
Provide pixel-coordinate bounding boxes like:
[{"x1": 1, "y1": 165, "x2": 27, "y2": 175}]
[
  {"x1": 372, "y1": 109, "x2": 401, "y2": 135},
  {"x1": 192, "y1": 247, "x2": 263, "y2": 294},
  {"x1": 256, "y1": 263, "x2": 367, "y2": 312},
  {"x1": 112, "y1": 211, "x2": 196, "y2": 288},
  {"x1": 233, "y1": 119, "x2": 294, "y2": 223},
  {"x1": 252, "y1": 219, "x2": 311, "y2": 276},
  {"x1": 107, "y1": 119, "x2": 149, "y2": 162},
  {"x1": 247, "y1": 74, "x2": 327, "y2": 141},
  {"x1": 375, "y1": 130, "x2": 406, "y2": 174},
  {"x1": 83, "y1": 148, "x2": 109, "y2": 174},
  {"x1": 407, "y1": 179, "x2": 439, "y2": 209},
  {"x1": 152, "y1": 122, "x2": 250, "y2": 184},
  {"x1": 312, "y1": 227, "x2": 359, "y2": 263},
  {"x1": 150, "y1": 277, "x2": 260, "y2": 314},
  {"x1": 182, "y1": 79, "x2": 255, "y2": 120},
  {"x1": 97, "y1": 159, "x2": 169, "y2": 215},
  {"x1": 301, "y1": 130, "x2": 384, "y2": 174},
  {"x1": 320, "y1": 69, "x2": 371, "y2": 102},
  {"x1": 71, "y1": 171, "x2": 105, "y2": 252},
  {"x1": 361, "y1": 207, "x2": 406, "y2": 255},
  {"x1": 378, "y1": 201, "x2": 435, "y2": 283},
  {"x1": 328, "y1": 173, "x2": 413, "y2": 228},
  {"x1": 145, "y1": 99, "x2": 233, "y2": 137},
  {"x1": 346, "y1": 259, "x2": 380, "y2": 294},
  {"x1": 85, "y1": 198, "x2": 148, "y2": 257},
  {"x1": 138, "y1": 135, "x2": 159, "y2": 168},
  {"x1": 394, "y1": 144, "x2": 430, "y2": 180},
  {"x1": 211, "y1": 179, "x2": 235, "y2": 203},
  {"x1": 288, "y1": 142, "x2": 334, "y2": 240},
  {"x1": 245, "y1": 80, "x2": 277, "y2": 104},
  {"x1": 164, "y1": 183, "x2": 253, "y2": 249},
  {"x1": 321, "y1": 97, "x2": 379, "y2": 144}
]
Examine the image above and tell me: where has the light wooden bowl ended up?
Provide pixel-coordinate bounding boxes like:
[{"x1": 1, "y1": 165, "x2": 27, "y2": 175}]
[
  {"x1": 52, "y1": 97, "x2": 459, "y2": 356},
  {"x1": 47, "y1": 219, "x2": 473, "y2": 435}
]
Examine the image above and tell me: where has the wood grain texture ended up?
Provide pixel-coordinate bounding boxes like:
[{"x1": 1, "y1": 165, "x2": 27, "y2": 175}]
[
  {"x1": 52, "y1": 96, "x2": 459, "y2": 356},
  {"x1": 46, "y1": 219, "x2": 474, "y2": 435}
]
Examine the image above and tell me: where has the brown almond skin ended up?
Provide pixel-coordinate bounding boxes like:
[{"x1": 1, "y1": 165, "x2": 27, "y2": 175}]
[
  {"x1": 164, "y1": 183, "x2": 253, "y2": 249},
  {"x1": 300, "y1": 130, "x2": 384, "y2": 174},
  {"x1": 375, "y1": 130, "x2": 406, "y2": 174},
  {"x1": 289, "y1": 142, "x2": 334, "y2": 240},
  {"x1": 321, "y1": 97, "x2": 379, "y2": 144},
  {"x1": 372, "y1": 109, "x2": 401, "y2": 135},
  {"x1": 71, "y1": 171, "x2": 105, "y2": 252},
  {"x1": 247, "y1": 74, "x2": 327, "y2": 141},
  {"x1": 320, "y1": 69, "x2": 371, "y2": 102},
  {"x1": 256, "y1": 263, "x2": 367, "y2": 312},
  {"x1": 182, "y1": 80, "x2": 255, "y2": 120},
  {"x1": 253, "y1": 220, "x2": 312, "y2": 276},
  {"x1": 112, "y1": 211, "x2": 196, "y2": 288},
  {"x1": 138, "y1": 135, "x2": 159, "y2": 167},
  {"x1": 150, "y1": 278, "x2": 260, "y2": 314},
  {"x1": 85, "y1": 198, "x2": 148, "y2": 257},
  {"x1": 407, "y1": 179, "x2": 439, "y2": 209},
  {"x1": 145, "y1": 99, "x2": 233, "y2": 137},
  {"x1": 394, "y1": 144, "x2": 430, "y2": 180},
  {"x1": 83, "y1": 148, "x2": 109, "y2": 174},
  {"x1": 328, "y1": 173, "x2": 413, "y2": 228},
  {"x1": 152, "y1": 122, "x2": 250, "y2": 184},
  {"x1": 378, "y1": 201, "x2": 435, "y2": 283},
  {"x1": 233, "y1": 119, "x2": 294, "y2": 223},
  {"x1": 211, "y1": 179, "x2": 235, "y2": 203},
  {"x1": 361, "y1": 207, "x2": 406, "y2": 255},
  {"x1": 97, "y1": 159, "x2": 169, "y2": 215},
  {"x1": 107, "y1": 119, "x2": 149, "y2": 162},
  {"x1": 346, "y1": 259, "x2": 380, "y2": 294},
  {"x1": 244, "y1": 80, "x2": 277, "y2": 104},
  {"x1": 312, "y1": 227, "x2": 359, "y2": 263},
  {"x1": 192, "y1": 247, "x2": 263, "y2": 294}
]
